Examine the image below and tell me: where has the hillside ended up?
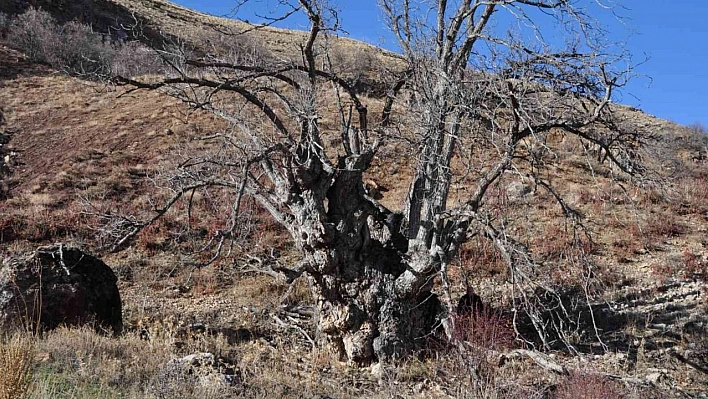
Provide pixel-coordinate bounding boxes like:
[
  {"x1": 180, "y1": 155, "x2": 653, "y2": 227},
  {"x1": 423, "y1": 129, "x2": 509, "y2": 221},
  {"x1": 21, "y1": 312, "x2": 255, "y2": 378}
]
[
  {"x1": 0, "y1": 0, "x2": 402, "y2": 71},
  {"x1": 0, "y1": 1, "x2": 707, "y2": 398}
]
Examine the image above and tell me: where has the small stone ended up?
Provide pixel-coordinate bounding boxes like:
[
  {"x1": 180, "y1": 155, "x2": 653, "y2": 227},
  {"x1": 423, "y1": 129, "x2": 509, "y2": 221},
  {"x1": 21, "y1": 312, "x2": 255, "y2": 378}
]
[
  {"x1": 370, "y1": 362, "x2": 382, "y2": 379},
  {"x1": 180, "y1": 352, "x2": 215, "y2": 367},
  {"x1": 506, "y1": 181, "x2": 532, "y2": 200},
  {"x1": 646, "y1": 372, "x2": 662, "y2": 384}
]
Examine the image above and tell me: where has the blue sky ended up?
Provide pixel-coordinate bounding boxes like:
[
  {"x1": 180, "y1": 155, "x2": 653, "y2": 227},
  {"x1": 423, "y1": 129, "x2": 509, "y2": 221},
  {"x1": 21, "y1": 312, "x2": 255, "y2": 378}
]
[{"x1": 173, "y1": 0, "x2": 707, "y2": 127}]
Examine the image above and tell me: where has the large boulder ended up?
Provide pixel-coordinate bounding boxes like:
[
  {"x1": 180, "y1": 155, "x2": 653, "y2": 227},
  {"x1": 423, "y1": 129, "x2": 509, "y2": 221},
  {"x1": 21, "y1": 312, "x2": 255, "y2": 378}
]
[{"x1": 0, "y1": 244, "x2": 122, "y2": 334}]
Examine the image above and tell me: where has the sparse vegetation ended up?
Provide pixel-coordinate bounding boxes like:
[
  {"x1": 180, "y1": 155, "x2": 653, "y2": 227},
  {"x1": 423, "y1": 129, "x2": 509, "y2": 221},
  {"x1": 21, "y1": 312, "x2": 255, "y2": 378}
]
[{"x1": 0, "y1": 0, "x2": 706, "y2": 398}]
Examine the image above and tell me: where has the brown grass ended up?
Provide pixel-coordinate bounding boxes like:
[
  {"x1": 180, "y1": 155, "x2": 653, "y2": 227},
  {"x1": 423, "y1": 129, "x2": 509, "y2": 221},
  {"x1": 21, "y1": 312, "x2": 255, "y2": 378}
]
[{"x1": 0, "y1": 334, "x2": 34, "y2": 399}]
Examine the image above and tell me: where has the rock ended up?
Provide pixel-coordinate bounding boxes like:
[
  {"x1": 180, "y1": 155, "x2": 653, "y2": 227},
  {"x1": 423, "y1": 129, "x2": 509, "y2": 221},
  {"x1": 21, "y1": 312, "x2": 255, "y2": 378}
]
[
  {"x1": 161, "y1": 352, "x2": 241, "y2": 388},
  {"x1": 506, "y1": 180, "x2": 532, "y2": 200},
  {"x1": 180, "y1": 352, "x2": 215, "y2": 367},
  {"x1": 0, "y1": 244, "x2": 123, "y2": 334},
  {"x1": 646, "y1": 371, "x2": 663, "y2": 384},
  {"x1": 370, "y1": 362, "x2": 383, "y2": 379}
]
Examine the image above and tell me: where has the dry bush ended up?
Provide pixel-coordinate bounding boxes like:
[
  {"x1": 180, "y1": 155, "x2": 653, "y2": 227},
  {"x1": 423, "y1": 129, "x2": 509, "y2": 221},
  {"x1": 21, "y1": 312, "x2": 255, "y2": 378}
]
[
  {"x1": 410, "y1": 309, "x2": 523, "y2": 399},
  {"x1": 191, "y1": 266, "x2": 225, "y2": 296},
  {"x1": 650, "y1": 261, "x2": 680, "y2": 282},
  {"x1": 111, "y1": 41, "x2": 164, "y2": 78},
  {"x1": 553, "y1": 372, "x2": 624, "y2": 399},
  {"x1": 52, "y1": 21, "x2": 116, "y2": 77},
  {"x1": 146, "y1": 360, "x2": 239, "y2": 399},
  {"x1": 5, "y1": 8, "x2": 56, "y2": 63},
  {"x1": 641, "y1": 211, "x2": 685, "y2": 243},
  {"x1": 6, "y1": 8, "x2": 115, "y2": 76},
  {"x1": 682, "y1": 249, "x2": 707, "y2": 282},
  {"x1": 0, "y1": 201, "x2": 90, "y2": 245},
  {"x1": 0, "y1": 334, "x2": 34, "y2": 399},
  {"x1": 147, "y1": 361, "x2": 200, "y2": 399},
  {"x1": 684, "y1": 123, "x2": 708, "y2": 155},
  {"x1": 201, "y1": 31, "x2": 271, "y2": 65},
  {"x1": 453, "y1": 308, "x2": 515, "y2": 353},
  {"x1": 674, "y1": 175, "x2": 708, "y2": 215},
  {"x1": 611, "y1": 238, "x2": 643, "y2": 262},
  {"x1": 4, "y1": 7, "x2": 160, "y2": 79}
]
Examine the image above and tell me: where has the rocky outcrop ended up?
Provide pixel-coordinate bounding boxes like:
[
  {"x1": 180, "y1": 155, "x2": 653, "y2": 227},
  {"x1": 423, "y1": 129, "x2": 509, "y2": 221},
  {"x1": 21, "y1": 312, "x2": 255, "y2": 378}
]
[{"x1": 0, "y1": 244, "x2": 122, "y2": 334}]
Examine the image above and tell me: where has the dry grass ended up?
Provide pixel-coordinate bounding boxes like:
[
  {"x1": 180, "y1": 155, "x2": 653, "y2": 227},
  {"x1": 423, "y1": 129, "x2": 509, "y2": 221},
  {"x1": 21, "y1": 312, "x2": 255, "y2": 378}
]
[
  {"x1": 110, "y1": 0, "x2": 404, "y2": 71},
  {"x1": 0, "y1": 334, "x2": 34, "y2": 399}
]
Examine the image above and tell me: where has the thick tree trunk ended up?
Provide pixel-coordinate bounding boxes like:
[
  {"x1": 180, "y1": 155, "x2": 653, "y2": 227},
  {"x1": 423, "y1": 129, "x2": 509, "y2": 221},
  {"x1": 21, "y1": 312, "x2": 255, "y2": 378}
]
[
  {"x1": 310, "y1": 243, "x2": 442, "y2": 363},
  {"x1": 292, "y1": 155, "x2": 443, "y2": 364}
]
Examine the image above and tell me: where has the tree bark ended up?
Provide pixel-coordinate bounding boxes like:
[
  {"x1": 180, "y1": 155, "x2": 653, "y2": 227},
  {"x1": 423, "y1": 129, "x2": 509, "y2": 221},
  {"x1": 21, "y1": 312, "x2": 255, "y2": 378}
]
[{"x1": 294, "y1": 153, "x2": 443, "y2": 364}]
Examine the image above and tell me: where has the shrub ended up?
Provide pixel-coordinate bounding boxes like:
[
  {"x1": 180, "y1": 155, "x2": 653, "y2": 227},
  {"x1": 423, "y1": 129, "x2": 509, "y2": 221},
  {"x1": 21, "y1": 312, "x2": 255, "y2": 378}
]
[
  {"x1": 52, "y1": 21, "x2": 115, "y2": 77},
  {"x1": 0, "y1": 334, "x2": 34, "y2": 399},
  {"x1": 682, "y1": 249, "x2": 707, "y2": 282},
  {"x1": 4, "y1": 7, "x2": 160, "y2": 79},
  {"x1": 454, "y1": 307, "x2": 514, "y2": 353},
  {"x1": 553, "y1": 372, "x2": 624, "y2": 399},
  {"x1": 8, "y1": 8, "x2": 117, "y2": 77},
  {"x1": 111, "y1": 41, "x2": 163, "y2": 78},
  {"x1": 6, "y1": 7, "x2": 57, "y2": 63},
  {"x1": 688, "y1": 122, "x2": 708, "y2": 136}
]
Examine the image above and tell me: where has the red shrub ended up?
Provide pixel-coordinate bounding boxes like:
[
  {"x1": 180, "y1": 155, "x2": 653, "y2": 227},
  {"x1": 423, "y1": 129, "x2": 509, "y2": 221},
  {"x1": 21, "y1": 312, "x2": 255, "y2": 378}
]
[
  {"x1": 453, "y1": 307, "x2": 514, "y2": 352},
  {"x1": 554, "y1": 372, "x2": 624, "y2": 399}
]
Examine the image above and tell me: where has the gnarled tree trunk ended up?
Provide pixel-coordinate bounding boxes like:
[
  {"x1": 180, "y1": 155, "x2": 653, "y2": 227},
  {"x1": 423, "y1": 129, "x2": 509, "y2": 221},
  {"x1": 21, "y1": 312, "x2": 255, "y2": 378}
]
[{"x1": 282, "y1": 150, "x2": 443, "y2": 363}]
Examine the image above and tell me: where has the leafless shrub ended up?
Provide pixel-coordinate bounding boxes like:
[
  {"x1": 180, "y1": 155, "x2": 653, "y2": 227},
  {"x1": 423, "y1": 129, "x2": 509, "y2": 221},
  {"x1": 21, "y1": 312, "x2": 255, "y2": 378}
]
[
  {"x1": 553, "y1": 372, "x2": 624, "y2": 399},
  {"x1": 642, "y1": 211, "x2": 685, "y2": 241},
  {"x1": 4, "y1": 7, "x2": 162, "y2": 79},
  {"x1": 682, "y1": 249, "x2": 707, "y2": 282},
  {"x1": 6, "y1": 8, "x2": 115, "y2": 77},
  {"x1": 201, "y1": 31, "x2": 271, "y2": 65},
  {"x1": 674, "y1": 175, "x2": 708, "y2": 215},
  {"x1": 148, "y1": 361, "x2": 199, "y2": 399},
  {"x1": 112, "y1": 41, "x2": 164, "y2": 78},
  {"x1": 454, "y1": 308, "x2": 515, "y2": 353},
  {"x1": 459, "y1": 237, "x2": 507, "y2": 278},
  {"x1": 688, "y1": 122, "x2": 708, "y2": 136},
  {"x1": 52, "y1": 21, "x2": 116, "y2": 77},
  {"x1": 6, "y1": 7, "x2": 57, "y2": 63}
]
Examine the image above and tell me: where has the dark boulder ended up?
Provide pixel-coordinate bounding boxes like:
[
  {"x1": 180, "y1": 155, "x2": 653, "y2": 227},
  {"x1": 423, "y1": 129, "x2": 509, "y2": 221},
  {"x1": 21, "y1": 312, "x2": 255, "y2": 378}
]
[
  {"x1": 457, "y1": 286, "x2": 486, "y2": 318},
  {"x1": 0, "y1": 244, "x2": 122, "y2": 334}
]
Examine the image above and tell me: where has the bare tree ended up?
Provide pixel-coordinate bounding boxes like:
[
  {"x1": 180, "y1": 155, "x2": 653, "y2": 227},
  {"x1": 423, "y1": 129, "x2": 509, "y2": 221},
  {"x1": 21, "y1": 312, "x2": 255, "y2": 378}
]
[{"x1": 113, "y1": 0, "x2": 646, "y2": 363}]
